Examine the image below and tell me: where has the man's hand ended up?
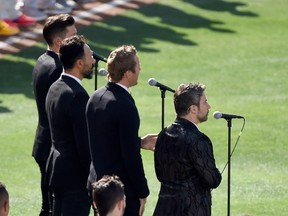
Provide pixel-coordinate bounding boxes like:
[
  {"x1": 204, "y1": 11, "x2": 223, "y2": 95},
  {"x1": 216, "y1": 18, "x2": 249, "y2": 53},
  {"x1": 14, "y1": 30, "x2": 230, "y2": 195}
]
[
  {"x1": 141, "y1": 134, "x2": 158, "y2": 151},
  {"x1": 139, "y1": 198, "x2": 147, "y2": 216}
]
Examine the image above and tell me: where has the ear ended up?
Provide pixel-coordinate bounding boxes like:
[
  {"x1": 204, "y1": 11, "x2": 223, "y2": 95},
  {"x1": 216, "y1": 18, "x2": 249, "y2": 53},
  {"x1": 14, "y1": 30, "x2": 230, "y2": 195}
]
[
  {"x1": 116, "y1": 200, "x2": 122, "y2": 210},
  {"x1": 53, "y1": 36, "x2": 63, "y2": 47},
  {"x1": 116, "y1": 198, "x2": 126, "y2": 211},
  {"x1": 124, "y1": 70, "x2": 131, "y2": 78},
  {"x1": 3, "y1": 200, "x2": 9, "y2": 214},
  {"x1": 190, "y1": 105, "x2": 198, "y2": 114},
  {"x1": 76, "y1": 58, "x2": 84, "y2": 69}
]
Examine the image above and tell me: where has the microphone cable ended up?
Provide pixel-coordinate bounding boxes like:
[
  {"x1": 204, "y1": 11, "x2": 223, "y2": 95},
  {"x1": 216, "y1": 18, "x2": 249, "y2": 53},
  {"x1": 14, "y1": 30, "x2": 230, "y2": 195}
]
[{"x1": 220, "y1": 117, "x2": 246, "y2": 175}]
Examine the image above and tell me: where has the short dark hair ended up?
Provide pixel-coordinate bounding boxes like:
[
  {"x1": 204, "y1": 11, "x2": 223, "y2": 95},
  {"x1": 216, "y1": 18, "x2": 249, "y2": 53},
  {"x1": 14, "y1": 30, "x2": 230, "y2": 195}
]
[
  {"x1": 59, "y1": 35, "x2": 87, "y2": 70},
  {"x1": 92, "y1": 175, "x2": 125, "y2": 216},
  {"x1": 43, "y1": 14, "x2": 75, "y2": 45},
  {"x1": 0, "y1": 182, "x2": 9, "y2": 209},
  {"x1": 174, "y1": 83, "x2": 206, "y2": 117},
  {"x1": 107, "y1": 45, "x2": 137, "y2": 82}
]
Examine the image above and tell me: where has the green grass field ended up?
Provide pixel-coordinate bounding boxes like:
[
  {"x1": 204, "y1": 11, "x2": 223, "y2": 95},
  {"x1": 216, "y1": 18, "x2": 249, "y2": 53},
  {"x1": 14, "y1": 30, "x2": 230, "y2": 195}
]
[{"x1": 1, "y1": 0, "x2": 287, "y2": 215}]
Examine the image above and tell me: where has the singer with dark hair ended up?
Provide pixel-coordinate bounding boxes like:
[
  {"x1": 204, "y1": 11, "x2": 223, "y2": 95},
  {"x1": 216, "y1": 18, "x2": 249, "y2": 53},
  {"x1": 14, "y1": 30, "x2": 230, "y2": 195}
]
[
  {"x1": 45, "y1": 35, "x2": 95, "y2": 215},
  {"x1": 86, "y1": 44, "x2": 157, "y2": 216},
  {"x1": 92, "y1": 175, "x2": 126, "y2": 216},
  {"x1": 32, "y1": 13, "x2": 77, "y2": 216},
  {"x1": 153, "y1": 83, "x2": 222, "y2": 216}
]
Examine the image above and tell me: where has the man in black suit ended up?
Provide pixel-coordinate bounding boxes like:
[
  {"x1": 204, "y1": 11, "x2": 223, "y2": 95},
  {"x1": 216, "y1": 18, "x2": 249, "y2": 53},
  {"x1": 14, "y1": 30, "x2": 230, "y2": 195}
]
[
  {"x1": 45, "y1": 35, "x2": 95, "y2": 216},
  {"x1": 153, "y1": 83, "x2": 222, "y2": 216},
  {"x1": 32, "y1": 14, "x2": 77, "y2": 216},
  {"x1": 86, "y1": 44, "x2": 157, "y2": 216}
]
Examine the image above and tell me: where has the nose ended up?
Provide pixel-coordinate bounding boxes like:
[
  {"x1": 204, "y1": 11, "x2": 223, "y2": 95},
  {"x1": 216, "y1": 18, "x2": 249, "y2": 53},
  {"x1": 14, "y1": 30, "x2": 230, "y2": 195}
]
[{"x1": 208, "y1": 103, "x2": 211, "y2": 109}]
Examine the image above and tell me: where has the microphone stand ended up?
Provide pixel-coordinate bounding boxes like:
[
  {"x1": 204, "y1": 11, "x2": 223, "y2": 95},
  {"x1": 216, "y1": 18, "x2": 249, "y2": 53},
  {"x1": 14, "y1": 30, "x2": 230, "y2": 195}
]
[
  {"x1": 94, "y1": 60, "x2": 99, "y2": 90},
  {"x1": 160, "y1": 88, "x2": 166, "y2": 130},
  {"x1": 226, "y1": 118, "x2": 232, "y2": 216}
]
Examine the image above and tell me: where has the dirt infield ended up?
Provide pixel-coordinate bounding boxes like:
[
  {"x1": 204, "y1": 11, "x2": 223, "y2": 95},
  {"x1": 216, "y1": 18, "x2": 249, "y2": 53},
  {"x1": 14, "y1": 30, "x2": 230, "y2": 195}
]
[{"x1": 0, "y1": 0, "x2": 155, "y2": 58}]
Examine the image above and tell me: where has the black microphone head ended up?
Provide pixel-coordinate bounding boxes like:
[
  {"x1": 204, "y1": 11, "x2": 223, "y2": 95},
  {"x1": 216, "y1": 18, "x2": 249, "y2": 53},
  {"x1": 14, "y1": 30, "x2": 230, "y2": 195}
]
[
  {"x1": 213, "y1": 111, "x2": 222, "y2": 119},
  {"x1": 98, "y1": 68, "x2": 108, "y2": 76},
  {"x1": 148, "y1": 78, "x2": 157, "y2": 86},
  {"x1": 93, "y1": 52, "x2": 107, "y2": 63}
]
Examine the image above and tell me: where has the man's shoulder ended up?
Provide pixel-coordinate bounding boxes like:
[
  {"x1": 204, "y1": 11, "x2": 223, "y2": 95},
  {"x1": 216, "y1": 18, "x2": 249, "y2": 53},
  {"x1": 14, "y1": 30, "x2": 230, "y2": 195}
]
[
  {"x1": 37, "y1": 51, "x2": 59, "y2": 63},
  {"x1": 47, "y1": 80, "x2": 75, "y2": 105},
  {"x1": 88, "y1": 85, "x2": 134, "y2": 110},
  {"x1": 33, "y1": 52, "x2": 62, "y2": 78}
]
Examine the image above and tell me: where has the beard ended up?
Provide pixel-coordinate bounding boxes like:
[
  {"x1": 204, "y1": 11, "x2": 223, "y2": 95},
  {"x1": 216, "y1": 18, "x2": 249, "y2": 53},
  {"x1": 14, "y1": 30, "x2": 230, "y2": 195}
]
[
  {"x1": 198, "y1": 111, "x2": 209, "y2": 123},
  {"x1": 83, "y1": 64, "x2": 94, "y2": 79},
  {"x1": 83, "y1": 69, "x2": 93, "y2": 79}
]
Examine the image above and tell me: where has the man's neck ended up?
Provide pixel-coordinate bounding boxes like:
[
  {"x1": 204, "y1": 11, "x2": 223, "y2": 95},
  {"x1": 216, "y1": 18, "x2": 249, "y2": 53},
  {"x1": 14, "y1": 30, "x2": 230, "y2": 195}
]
[
  {"x1": 180, "y1": 115, "x2": 199, "y2": 126},
  {"x1": 64, "y1": 69, "x2": 83, "y2": 80},
  {"x1": 115, "y1": 79, "x2": 130, "y2": 88},
  {"x1": 47, "y1": 45, "x2": 59, "y2": 54}
]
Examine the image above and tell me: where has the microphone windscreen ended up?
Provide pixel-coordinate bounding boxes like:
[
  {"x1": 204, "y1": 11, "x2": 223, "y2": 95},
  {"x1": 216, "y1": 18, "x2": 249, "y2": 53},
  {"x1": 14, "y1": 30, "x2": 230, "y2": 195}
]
[
  {"x1": 148, "y1": 78, "x2": 157, "y2": 86},
  {"x1": 213, "y1": 111, "x2": 222, "y2": 119},
  {"x1": 98, "y1": 68, "x2": 108, "y2": 76}
]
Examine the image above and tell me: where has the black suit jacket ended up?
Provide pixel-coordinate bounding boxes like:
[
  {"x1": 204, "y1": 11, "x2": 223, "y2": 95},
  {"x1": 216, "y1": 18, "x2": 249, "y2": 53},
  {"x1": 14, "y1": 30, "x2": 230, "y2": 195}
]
[
  {"x1": 86, "y1": 82, "x2": 149, "y2": 199},
  {"x1": 46, "y1": 75, "x2": 91, "y2": 192},
  {"x1": 32, "y1": 50, "x2": 62, "y2": 162}
]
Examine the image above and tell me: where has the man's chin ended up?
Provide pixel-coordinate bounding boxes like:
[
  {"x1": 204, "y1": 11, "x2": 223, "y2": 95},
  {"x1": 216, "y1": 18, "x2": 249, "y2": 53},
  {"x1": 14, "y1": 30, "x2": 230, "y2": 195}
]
[
  {"x1": 199, "y1": 116, "x2": 208, "y2": 123},
  {"x1": 84, "y1": 71, "x2": 93, "y2": 79}
]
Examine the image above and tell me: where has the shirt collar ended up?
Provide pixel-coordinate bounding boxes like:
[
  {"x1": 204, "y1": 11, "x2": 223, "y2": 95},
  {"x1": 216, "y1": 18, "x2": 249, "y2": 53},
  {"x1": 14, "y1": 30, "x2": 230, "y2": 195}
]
[
  {"x1": 62, "y1": 72, "x2": 82, "y2": 85},
  {"x1": 116, "y1": 83, "x2": 129, "y2": 92},
  {"x1": 47, "y1": 47, "x2": 59, "y2": 55}
]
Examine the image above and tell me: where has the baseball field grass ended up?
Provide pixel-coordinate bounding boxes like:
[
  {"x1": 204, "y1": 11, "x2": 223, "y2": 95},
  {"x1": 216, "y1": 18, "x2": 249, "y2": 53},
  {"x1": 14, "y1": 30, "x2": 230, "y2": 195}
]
[{"x1": 0, "y1": 0, "x2": 287, "y2": 215}]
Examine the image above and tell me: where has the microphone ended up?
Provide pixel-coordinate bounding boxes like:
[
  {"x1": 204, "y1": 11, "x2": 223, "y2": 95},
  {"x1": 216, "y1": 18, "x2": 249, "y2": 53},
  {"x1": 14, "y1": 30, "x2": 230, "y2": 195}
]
[
  {"x1": 213, "y1": 111, "x2": 244, "y2": 119},
  {"x1": 98, "y1": 68, "x2": 108, "y2": 76},
  {"x1": 93, "y1": 52, "x2": 107, "y2": 63},
  {"x1": 148, "y1": 78, "x2": 175, "y2": 93}
]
